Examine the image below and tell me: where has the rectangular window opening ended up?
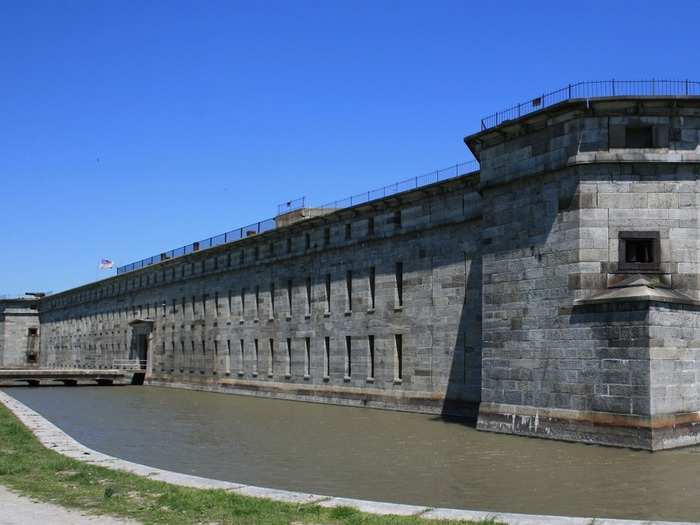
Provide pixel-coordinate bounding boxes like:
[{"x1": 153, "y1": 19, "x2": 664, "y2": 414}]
[
  {"x1": 253, "y1": 339, "x2": 259, "y2": 374},
  {"x1": 395, "y1": 262, "x2": 404, "y2": 307},
  {"x1": 346, "y1": 270, "x2": 353, "y2": 312},
  {"x1": 625, "y1": 125, "x2": 654, "y2": 148},
  {"x1": 618, "y1": 231, "x2": 660, "y2": 272},
  {"x1": 255, "y1": 285, "x2": 260, "y2": 319},
  {"x1": 286, "y1": 338, "x2": 292, "y2": 376},
  {"x1": 627, "y1": 239, "x2": 654, "y2": 263},
  {"x1": 394, "y1": 334, "x2": 403, "y2": 381},
  {"x1": 305, "y1": 277, "x2": 312, "y2": 315},
  {"x1": 369, "y1": 266, "x2": 376, "y2": 309},
  {"x1": 305, "y1": 337, "x2": 311, "y2": 377},
  {"x1": 324, "y1": 337, "x2": 330, "y2": 378},
  {"x1": 239, "y1": 339, "x2": 245, "y2": 373},
  {"x1": 345, "y1": 336, "x2": 352, "y2": 378},
  {"x1": 368, "y1": 335, "x2": 375, "y2": 380},
  {"x1": 268, "y1": 338, "x2": 275, "y2": 375}
]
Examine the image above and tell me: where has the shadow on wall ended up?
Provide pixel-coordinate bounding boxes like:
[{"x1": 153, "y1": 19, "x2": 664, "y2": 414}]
[
  {"x1": 440, "y1": 246, "x2": 483, "y2": 424},
  {"x1": 435, "y1": 172, "x2": 580, "y2": 426}
]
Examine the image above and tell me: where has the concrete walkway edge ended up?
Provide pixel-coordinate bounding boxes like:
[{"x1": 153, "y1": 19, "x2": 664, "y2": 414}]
[{"x1": 0, "y1": 390, "x2": 695, "y2": 525}]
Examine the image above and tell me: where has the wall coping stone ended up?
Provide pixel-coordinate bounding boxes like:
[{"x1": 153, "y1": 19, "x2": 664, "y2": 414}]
[{"x1": 575, "y1": 284, "x2": 700, "y2": 307}]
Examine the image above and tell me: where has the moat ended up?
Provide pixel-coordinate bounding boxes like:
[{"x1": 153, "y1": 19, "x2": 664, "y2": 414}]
[{"x1": 3, "y1": 386, "x2": 700, "y2": 521}]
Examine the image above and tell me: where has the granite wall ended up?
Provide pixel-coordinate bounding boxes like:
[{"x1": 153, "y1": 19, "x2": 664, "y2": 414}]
[
  {"x1": 38, "y1": 175, "x2": 483, "y2": 416},
  {"x1": 0, "y1": 299, "x2": 40, "y2": 368},
  {"x1": 10, "y1": 95, "x2": 700, "y2": 450},
  {"x1": 470, "y1": 97, "x2": 700, "y2": 449}
]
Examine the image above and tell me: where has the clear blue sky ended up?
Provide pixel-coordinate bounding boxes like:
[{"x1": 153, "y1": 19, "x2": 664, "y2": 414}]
[{"x1": 1, "y1": 0, "x2": 697, "y2": 295}]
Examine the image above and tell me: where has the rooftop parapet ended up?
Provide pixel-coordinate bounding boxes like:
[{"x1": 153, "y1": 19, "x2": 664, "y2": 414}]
[
  {"x1": 275, "y1": 208, "x2": 337, "y2": 228},
  {"x1": 116, "y1": 161, "x2": 478, "y2": 275},
  {"x1": 465, "y1": 83, "x2": 700, "y2": 187},
  {"x1": 478, "y1": 80, "x2": 700, "y2": 131}
]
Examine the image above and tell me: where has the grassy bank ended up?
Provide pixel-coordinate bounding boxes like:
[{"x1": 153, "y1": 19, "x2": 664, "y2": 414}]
[{"x1": 0, "y1": 403, "x2": 497, "y2": 525}]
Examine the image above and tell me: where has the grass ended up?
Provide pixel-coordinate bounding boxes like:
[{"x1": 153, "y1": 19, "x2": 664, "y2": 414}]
[{"x1": 0, "y1": 403, "x2": 501, "y2": 525}]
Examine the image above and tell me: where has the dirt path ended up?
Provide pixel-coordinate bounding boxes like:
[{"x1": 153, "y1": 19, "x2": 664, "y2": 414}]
[{"x1": 0, "y1": 485, "x2": 139, "y2": 525}]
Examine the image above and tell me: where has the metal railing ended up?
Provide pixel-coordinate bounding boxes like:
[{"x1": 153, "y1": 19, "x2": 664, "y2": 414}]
[
  {"x1": 117, "y1": 217, "x2": 277, "y2": 274},
  {"x1": 317, "y1": 162, "x2": 476, "y2": 210},
  {"x1": 116, "y1": 160, "x2": 479, "y2": 274},
  {"x1": 112, "y1": 359, "x2": 147, "y2": 370},
  {"x1": 277, "y1": 196, "x2": 306, "y2": 215},
  {"x1": 480, "y1": 79, "x2": 700, "y2": 131}
]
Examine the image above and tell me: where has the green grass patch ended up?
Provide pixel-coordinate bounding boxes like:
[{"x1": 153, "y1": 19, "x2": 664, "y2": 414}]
[{"x1": 0, "y1": 403, "x2": 500, "y2": 525}]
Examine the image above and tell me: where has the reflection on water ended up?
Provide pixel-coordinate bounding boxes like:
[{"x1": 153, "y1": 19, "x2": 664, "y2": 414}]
[{"x1": 3, "y1": 385, "x2": 700, "y2": 521}]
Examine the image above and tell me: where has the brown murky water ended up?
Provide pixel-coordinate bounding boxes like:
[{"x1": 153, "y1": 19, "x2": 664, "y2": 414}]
[{"x1": 3, "y1": 385, "x2": 700, "y2": 521}]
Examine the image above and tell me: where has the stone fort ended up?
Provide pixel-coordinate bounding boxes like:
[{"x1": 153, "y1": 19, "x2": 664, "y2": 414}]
[{"x1": 3, "y1": 81, "x2": 700, "y2": 451}]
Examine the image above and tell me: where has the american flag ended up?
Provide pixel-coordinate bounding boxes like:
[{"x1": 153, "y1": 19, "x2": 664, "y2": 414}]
[{"x1": 99, "y1": 258, "x2": 114, "y2": 270}]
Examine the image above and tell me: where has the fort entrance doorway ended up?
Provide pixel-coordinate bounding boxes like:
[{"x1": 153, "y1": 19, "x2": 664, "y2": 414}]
[
  {"x1": 127, "y1": 320, "x2": 153, "y2": 382},
  {"x1": 134, "y1": 334, "x2": 148, "y2": 369}
]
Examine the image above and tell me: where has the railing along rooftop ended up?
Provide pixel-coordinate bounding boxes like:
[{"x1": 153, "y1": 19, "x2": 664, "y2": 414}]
[
  {"x1": 116, "y1": 160, "x2": 479, "y2": 274},
  {"x1": 480, "y1": 79, "x2": 700, "y2": 131}
]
